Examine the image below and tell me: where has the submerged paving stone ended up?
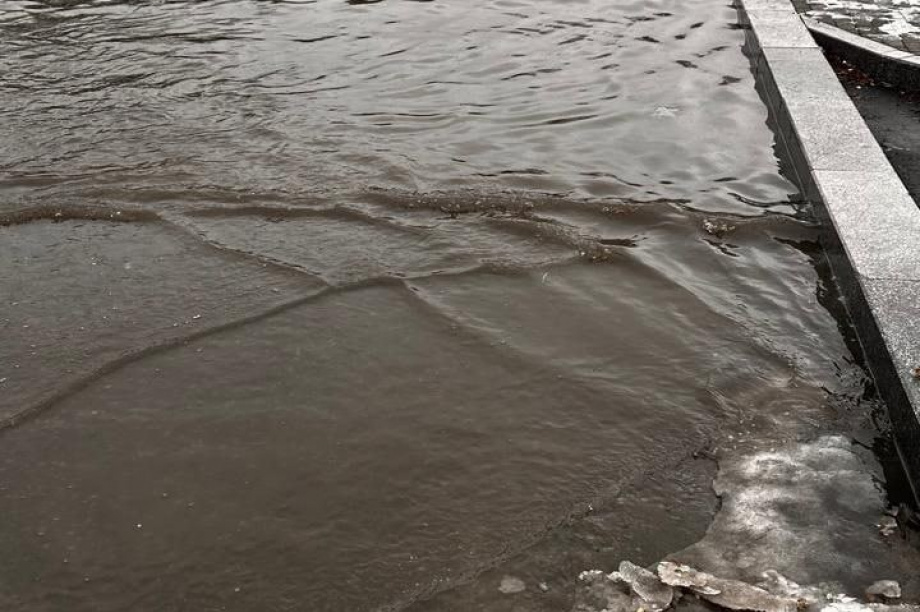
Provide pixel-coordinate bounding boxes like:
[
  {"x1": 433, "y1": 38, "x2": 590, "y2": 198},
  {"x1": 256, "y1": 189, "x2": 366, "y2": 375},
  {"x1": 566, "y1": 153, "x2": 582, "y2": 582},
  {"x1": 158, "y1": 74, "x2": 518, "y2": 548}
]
[{"x1": 0, "y1": 218, "x2": 321, "y2": 425}]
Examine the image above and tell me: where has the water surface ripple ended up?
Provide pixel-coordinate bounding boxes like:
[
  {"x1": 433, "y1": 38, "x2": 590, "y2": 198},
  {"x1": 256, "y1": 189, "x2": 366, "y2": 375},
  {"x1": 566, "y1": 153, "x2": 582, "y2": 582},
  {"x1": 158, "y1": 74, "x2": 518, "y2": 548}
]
[
  {"x1": 0, "y1": 1, "x2": 870, "y2": 611},
  {"x1": 1, "y1": 0, "x2": 795, "y2": 210}
]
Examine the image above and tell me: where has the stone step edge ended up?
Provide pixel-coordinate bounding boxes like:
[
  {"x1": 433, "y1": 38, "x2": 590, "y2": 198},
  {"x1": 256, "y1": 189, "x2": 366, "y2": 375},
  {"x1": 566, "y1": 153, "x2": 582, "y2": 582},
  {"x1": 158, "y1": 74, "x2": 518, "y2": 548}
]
[{"x1": 804, "y1": 17, "x2": 920, "y2": 90}]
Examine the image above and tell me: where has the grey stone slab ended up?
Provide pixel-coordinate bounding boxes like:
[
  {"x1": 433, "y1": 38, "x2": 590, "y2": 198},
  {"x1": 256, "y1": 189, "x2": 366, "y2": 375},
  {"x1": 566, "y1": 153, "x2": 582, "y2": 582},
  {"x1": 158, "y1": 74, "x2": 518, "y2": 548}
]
[
  {"x1": 805, "y1": 16, "x2": 920, "y2": 89},
  {"x1": 861, "y1": 278, "x2": 920, "y2": 482},
  {"x1": 799, "y1": 0, "x2": 920, "y2": 55},
  {"x1": 831, "y1": 19, "x2": 858, "y2": 34},
  {"x1": 864, "y1": 279, "x2": 920, "y2": 382},
  {"x1": 747, "y1": 9, "x2": 820, "y2": 48},
  {"x1": 762, "y1": 47, "x2": 851, "y2": 107},
  {"x1": 887, "y1": 49, "x2": 917, "y2": 60},
  {"x1": 743, "y1": 0, "x2": 798, "y2": 12},
  {"x1": 784, "y1": 103, "x2": 893, "y2": 172},
  {"x1": 749, "y1": 51, "x2": 822, "y2": 202},
  {"x1": 808, "y1": 16, "x2": 920, "y2": 61},
  {"x1": 804, "y1": 16, "x2": 912, "y2": 57},
  {"x1": 814, "y1": 170, "x2": 920, "y2": 280}
]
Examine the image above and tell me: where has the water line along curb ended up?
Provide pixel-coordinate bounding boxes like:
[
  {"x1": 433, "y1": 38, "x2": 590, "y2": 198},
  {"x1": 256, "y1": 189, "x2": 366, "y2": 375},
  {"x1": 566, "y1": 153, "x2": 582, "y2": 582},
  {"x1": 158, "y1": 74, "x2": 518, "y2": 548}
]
[{"x1": 736, "y1": 0, "x2": 920, "y2": 501}]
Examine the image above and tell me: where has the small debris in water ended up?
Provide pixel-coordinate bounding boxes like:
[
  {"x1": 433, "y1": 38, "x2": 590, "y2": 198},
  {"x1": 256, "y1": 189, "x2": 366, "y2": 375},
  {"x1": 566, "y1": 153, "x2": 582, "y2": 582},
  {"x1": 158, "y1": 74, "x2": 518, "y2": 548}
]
[
  {"x1": 653, "y1": 106, "x2": 679, "y2": 118},
  {"x1": 877, "y1": 515, "x2": 898, "y2": 537},
  {"x1": 580, "y1": 570, "x2": 605, "y2": 581},
  {"x1": 499, "y1": 575, "x2": 526, "y2": 594},
  {"x1": 702, "y1": 218, "x2": 736, "y2": 238},
  {"x1": 539, "y1": 582, "x2": 550, "y2": 592}
]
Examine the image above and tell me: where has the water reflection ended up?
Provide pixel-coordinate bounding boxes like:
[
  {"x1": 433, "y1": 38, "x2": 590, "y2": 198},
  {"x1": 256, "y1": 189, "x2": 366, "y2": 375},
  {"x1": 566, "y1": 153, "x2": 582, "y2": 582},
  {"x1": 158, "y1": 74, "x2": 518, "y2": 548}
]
[
  {"x1": 1, "y1": 0, "x2": 794, "y2": 211},
  {"x1": 0, "y1": 1, "x2": 866, "y2": 611}
]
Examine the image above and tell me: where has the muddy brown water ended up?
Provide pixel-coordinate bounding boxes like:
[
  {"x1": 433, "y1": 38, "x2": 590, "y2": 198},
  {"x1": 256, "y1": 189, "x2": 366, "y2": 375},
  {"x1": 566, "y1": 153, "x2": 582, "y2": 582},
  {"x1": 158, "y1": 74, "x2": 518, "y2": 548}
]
[{"x1": 0, "y1": 1, "x2": 880, "y2": 610}]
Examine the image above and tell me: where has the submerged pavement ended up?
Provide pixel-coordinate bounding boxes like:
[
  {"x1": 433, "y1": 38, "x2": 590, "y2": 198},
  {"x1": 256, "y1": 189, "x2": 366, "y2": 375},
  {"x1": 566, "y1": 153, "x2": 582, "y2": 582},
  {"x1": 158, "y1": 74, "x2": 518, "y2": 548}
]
[
  {"x1": 564, "y1": 3, "x2": 920, "y2": 612},
  {"x1": 3, "y1": 0, "x2": 919, "y2": 609}
]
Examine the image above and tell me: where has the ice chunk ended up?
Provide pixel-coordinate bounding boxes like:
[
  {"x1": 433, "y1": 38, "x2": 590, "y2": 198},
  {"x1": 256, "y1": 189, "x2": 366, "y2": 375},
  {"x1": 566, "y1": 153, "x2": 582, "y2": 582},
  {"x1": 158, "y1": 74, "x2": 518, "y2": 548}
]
[
  {"x1": 618, "y1": 561, "x2": 675, "y2": 611},
  {"x1": 866, "y1": 581, "x2": 901, "y2": 602},
  {"x1": 658, "y1": 562, "x2": 798, "y2": 612},
  {"x1": 498, "y1": 575, "x2": 526, "y2": 594}
]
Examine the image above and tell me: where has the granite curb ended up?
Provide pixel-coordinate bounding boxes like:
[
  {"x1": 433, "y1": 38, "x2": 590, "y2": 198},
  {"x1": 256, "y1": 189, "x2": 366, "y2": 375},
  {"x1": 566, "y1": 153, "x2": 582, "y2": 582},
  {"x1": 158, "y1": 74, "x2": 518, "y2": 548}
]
[
  {"x1": 804, "y1": 18, "x2": 920, "y2": 90},
  {"x1": 737, "y1": 0, "x2": 920, "y2": 500}
]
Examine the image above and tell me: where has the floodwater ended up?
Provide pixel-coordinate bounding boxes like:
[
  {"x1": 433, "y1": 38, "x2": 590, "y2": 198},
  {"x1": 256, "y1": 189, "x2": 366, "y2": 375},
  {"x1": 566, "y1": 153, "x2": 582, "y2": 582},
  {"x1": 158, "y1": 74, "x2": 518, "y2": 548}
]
[{"x1": 0, "y1": 1, "x2": 877, "y2": 611}]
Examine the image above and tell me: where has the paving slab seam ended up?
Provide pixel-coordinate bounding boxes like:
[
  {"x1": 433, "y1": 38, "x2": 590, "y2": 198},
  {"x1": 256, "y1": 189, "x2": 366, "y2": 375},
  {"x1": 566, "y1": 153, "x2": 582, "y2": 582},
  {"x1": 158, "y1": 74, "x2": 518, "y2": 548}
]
[{"x1": 736, "y1": 0, "x2": 920, "y2": 501}]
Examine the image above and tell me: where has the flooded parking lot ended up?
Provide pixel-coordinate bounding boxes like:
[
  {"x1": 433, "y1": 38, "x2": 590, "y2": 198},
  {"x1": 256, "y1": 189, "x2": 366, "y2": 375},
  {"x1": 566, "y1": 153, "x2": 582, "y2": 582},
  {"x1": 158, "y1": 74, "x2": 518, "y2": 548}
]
[{"x1": 0, "y1": 0, "x2": 894, "y2": 610}]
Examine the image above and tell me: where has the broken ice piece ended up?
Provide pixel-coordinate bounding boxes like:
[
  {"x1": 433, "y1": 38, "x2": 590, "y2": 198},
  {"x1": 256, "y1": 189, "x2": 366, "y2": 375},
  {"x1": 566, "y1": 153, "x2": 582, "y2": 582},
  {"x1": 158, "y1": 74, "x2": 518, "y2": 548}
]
[
  {"x1": 499, "y1": 575, "x2": 526, "y2": 594},
  {"x1": 658, "y1": 562, "x2": 797, "y2": 612},
  {"x1": 866, "y1": 581, "x2": 901, "y2": 602},
  {"x1": 617, "y1": 561, "x2": 675, "y2": 611},
  {"x1": 658, "y1": 563, "x2": 720, "y2": 595},
  {"x1": 573, "y1": 569, "x2": 635, "y2": 612}
]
